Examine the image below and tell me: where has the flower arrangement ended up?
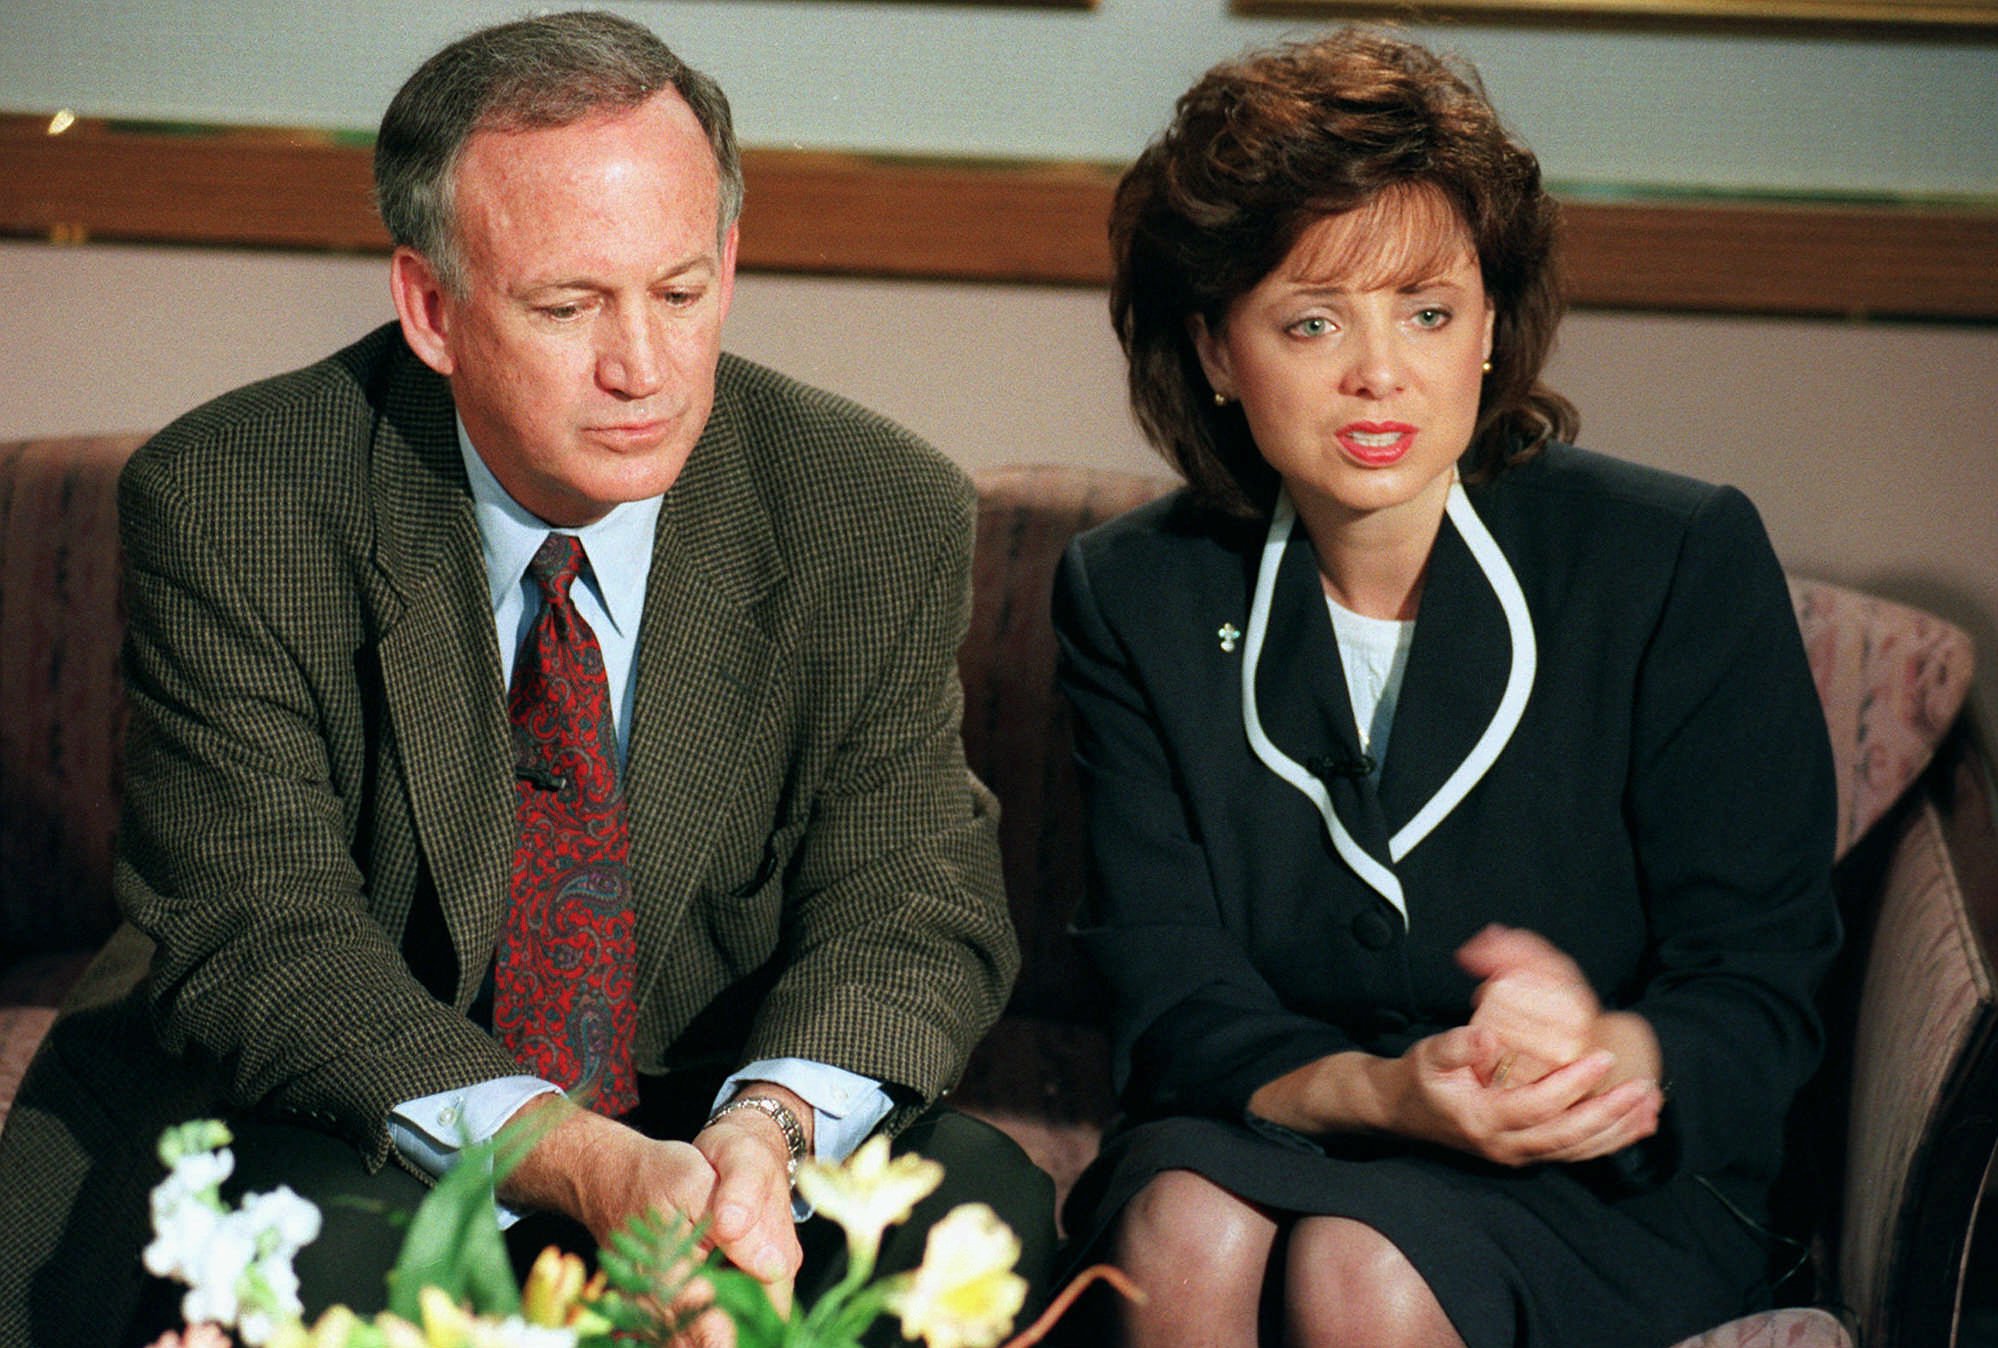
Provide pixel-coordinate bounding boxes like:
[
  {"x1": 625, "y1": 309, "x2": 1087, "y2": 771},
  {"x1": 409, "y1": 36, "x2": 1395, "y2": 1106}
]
[{"x1": 144, "y1": 1120, "x2": 1137, "y2": 1348}]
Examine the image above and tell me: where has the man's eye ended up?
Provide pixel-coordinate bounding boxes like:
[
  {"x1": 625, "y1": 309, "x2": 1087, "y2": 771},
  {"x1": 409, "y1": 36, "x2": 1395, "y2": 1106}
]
[{"x1": 539, "y1": 304, "x2": 584, "y2": 322}]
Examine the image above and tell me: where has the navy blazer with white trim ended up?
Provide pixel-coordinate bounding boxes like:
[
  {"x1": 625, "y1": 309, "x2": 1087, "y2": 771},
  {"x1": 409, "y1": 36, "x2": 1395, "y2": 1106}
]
[{"x1": 1054, "y1": 442, "x2": 1839, "y2": 1216}]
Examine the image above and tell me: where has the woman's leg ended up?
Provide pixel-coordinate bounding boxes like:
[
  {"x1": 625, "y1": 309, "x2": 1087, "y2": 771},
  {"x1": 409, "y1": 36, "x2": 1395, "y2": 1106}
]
[
  {"x1": 1282, "y1": 1216, "x2": 1467, "y2": 1348},
  {"x1": 1108, "y1": 1169, "x2": 1278, "y2": 1348}
]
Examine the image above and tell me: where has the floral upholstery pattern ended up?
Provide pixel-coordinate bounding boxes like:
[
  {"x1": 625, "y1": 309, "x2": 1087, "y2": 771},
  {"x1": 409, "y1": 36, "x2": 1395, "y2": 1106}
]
[
  {"x1": 1668, "y1": 1307, "x2": 1855, "y2": 1348},
  {"x1": 1791, "y1": 577, "x2": 1975, "y2": 859}
]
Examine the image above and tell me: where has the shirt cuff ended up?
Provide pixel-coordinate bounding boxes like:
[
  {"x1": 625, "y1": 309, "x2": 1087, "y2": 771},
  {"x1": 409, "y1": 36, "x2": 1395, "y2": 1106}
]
[{"x1": 390, "y1": 1076, "x2": 563, "y2": 1229}]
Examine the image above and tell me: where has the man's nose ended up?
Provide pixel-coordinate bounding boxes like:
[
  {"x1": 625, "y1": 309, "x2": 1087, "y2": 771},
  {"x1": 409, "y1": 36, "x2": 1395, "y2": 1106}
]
[{"x1": 596, "y1": 309, "x2": 666, "y2": 399}]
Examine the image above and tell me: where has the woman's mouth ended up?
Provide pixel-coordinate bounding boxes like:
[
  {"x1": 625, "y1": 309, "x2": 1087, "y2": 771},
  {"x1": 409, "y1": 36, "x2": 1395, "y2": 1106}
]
[{"x1": 1336, "y1": 422, "x2": 1416, "y2": 466}]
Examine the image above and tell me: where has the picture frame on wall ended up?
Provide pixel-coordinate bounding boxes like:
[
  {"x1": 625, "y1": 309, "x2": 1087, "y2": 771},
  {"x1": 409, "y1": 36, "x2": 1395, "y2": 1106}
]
[{"x1": 1230, "y1": 0, "x2": 1998, "y2": 31}]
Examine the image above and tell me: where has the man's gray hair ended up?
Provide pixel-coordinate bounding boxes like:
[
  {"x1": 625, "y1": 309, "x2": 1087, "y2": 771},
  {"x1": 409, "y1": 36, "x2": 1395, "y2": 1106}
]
[{"x1": 374, "y1": 9, "x2": 743, "y2": 295}]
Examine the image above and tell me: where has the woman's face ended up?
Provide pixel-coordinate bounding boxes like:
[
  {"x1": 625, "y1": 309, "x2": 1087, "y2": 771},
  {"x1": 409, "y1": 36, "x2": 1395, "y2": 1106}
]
[{"x1": 1192, "y1": 188, "x2": 1494, "y2": 536}]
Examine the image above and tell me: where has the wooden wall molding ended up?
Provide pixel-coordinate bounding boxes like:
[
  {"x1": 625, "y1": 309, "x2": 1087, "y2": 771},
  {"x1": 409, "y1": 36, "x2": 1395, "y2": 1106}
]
[{"x1": 4, "y1": 113, "x2": 1994, "y2": 322}]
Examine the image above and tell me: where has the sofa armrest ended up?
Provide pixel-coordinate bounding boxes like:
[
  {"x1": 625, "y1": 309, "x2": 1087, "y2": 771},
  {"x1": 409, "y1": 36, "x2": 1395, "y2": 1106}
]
[{"x1": 1836, "y1": 720, "x2": 1998, "y2": 1346}]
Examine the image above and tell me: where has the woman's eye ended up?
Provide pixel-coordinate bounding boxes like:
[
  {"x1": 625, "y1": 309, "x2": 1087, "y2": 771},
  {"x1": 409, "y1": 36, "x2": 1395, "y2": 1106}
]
[
  {"x1": 1290, "y1": 316, "x2": 1334, "y2": 338},
  {"x1": 1412, "y1": 307, "x2": 1451, "y2": 329}
]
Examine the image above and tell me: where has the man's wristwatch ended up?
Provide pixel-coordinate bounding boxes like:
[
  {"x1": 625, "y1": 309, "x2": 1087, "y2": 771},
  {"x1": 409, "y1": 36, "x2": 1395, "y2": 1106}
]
[{"x1": 706, "y1": 1094, "x2": 808, "y2": 1182}]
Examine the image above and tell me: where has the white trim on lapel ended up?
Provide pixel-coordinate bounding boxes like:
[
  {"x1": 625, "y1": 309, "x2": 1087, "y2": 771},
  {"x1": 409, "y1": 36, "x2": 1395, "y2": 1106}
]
[{"x1": 1240, "y1": 479, "x2": 1537, "y2": 924}]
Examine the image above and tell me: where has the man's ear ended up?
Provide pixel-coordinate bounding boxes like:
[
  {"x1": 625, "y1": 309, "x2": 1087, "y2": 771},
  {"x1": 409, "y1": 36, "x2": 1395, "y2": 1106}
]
[
  {"x1": 715, "y1": 221, "x2": 740, "y2": 324},
  {"x1": 1188, "y1": 312, "x2": 1231, "y2": 402},
  {"x1": 390, "y1": 247, "x2": 456, "y2": 377}
]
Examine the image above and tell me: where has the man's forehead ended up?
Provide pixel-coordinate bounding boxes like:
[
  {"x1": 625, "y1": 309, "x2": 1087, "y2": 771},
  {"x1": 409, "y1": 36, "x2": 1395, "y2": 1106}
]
[{"x1": 448, "y1": 92, "x2": 724, "y2": 250}]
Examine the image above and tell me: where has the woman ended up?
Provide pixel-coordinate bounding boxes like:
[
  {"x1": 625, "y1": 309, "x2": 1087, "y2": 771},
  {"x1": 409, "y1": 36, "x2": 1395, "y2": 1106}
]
[{"x1": 1054, "y1": 28, "x2": 1839, "y2": 1348}]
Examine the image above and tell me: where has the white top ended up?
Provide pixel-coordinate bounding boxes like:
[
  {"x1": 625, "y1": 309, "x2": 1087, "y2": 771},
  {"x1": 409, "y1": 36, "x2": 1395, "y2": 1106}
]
[{"x1": 1325, "y1": 596, "x2": 1415, "y2": 766}]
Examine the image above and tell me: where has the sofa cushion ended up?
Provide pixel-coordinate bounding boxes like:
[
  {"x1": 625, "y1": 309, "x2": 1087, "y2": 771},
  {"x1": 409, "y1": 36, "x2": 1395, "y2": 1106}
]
[
  {"x1": 0, "y1": 434, "x2": 145, "y2": 955},
  {"x1": 959, "y1": 465, "x2": 1176, "y2": 1027},
  {"x1": 1668, "y1": 1307, "x2": 1853, "y2": 1348},
  {"x1": 1789, "y1": 578, "x2": 1974, "y2": 859}
]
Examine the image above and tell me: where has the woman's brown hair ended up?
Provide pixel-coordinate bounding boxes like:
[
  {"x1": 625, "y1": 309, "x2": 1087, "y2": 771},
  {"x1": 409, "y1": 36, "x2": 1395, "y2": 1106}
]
[{"x1": 1112, "y1": 27, "x2": 1577, "y2": 516}]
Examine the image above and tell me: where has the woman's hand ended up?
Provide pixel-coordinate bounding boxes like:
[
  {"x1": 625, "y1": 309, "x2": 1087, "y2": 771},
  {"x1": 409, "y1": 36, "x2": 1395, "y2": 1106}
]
[
  {"x1": 1387, "y1": 1026, "x2": 1663, "y2": 1166},
  {"x1": 1249, "y1": 1027, "x2": 1664, "y2": 1166},
  {"x1": 1455, "y1": 924, "x2": 1601, "y2": 1088}
]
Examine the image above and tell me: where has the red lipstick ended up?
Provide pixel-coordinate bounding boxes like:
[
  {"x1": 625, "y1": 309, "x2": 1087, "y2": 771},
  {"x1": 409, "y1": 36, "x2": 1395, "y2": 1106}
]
[{"x1": 1336, "y1": 421, "x2": 1416, "y2": 466}]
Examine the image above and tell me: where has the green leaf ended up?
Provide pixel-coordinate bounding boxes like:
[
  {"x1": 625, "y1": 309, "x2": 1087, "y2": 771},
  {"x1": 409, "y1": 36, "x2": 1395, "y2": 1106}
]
[
  {"x1": 821, "y1": 1281, "x2": 895, "y2": 1345},
  {"x1": 703, "y1": 1268, "x2": 790, "y2": 1344},
  {"x1": 157, "y1": 1118, "x2": 234, "y2": 1168},
  {"x1": 384, "y1": 1138, "x2": 518, "y2": 1321}
]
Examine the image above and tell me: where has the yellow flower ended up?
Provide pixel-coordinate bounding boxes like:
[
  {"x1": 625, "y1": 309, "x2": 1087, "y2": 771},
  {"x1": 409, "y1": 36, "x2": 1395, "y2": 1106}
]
[
  {"x1": 417, "y1": 1287, "x2": 475, "y2": 1348},
  {"x1": 518, "y1": 1245, "x2": 614, "y2": 1337},
  {"x1": 794, "y1": 1134, "x2": 944, "y2": 1262},
  {"x1": 263, "y1": 1305, "x2": 378, "y2": 1348},
  {"x1": 887, "y1": 1204, "x2": 1027, "y2": 1348},
  {"x1": 371, "y1": 1314, "x2": 429, "y2": 1348},
  {"x1": 521, "y1": 1247, "x2": 581, "y2": 1327}
]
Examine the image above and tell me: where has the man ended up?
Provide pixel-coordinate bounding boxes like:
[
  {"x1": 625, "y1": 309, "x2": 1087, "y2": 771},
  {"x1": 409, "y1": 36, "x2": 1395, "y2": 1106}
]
[{"x1": 0, "y1": 12, "x2": 1049, "y2": 1343}]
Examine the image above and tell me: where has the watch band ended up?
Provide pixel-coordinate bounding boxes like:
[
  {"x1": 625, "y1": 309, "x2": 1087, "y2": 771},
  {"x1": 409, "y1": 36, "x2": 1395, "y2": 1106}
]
[{"x1": 706, "y1": 1094, "x2": 808, "y2": 1181}]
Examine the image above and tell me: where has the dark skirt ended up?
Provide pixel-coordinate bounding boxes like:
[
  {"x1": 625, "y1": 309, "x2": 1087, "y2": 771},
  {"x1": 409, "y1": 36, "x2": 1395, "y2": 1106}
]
[{"x1": 1062, "y1": 1114, "x2": 1776, "y2": 1348}]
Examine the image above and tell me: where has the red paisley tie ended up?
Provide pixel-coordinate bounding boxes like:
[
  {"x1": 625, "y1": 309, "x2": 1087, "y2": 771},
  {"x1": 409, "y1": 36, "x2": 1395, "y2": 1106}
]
[{"x1": 494, "y1": 532, "x2": 640, "y2": 1117}]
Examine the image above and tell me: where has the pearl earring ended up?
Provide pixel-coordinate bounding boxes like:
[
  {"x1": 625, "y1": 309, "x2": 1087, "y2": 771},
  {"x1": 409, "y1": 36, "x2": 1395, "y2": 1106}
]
[
  {"x1": 1481, "y1": 360, "x2": 1493, "y2": 374},
  {"x1": 1213, "y1": 391, "x2": 1230, "y2": 407}
]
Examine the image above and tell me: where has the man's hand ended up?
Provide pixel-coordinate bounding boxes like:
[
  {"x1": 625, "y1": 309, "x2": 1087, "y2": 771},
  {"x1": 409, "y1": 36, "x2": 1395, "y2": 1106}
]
[
  {"x1": 497, "y1": 1095, "x2": 718, "y2": 1245},
  {"x1": 694, "y1": 1083, "x2": 814, "y2": 1315},
  {"x1": 496, "y1": 1097, "x2": 743, "y2": 1347}
]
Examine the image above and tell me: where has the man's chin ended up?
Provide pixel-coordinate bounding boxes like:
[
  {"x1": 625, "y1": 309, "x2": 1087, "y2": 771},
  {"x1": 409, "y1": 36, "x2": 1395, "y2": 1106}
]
[{"x1": 557, "y1": 449, "x2": 693, "y2": 520}]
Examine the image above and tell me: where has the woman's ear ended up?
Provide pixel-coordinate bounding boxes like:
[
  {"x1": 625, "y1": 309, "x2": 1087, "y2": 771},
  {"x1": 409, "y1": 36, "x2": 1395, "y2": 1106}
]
[
  {"x1": 1188, "y1": 313, "x2": 1233, "y2": 402},
  {"x1": 1481, "y1": 299, "x2": 1496, "y2": 366}
]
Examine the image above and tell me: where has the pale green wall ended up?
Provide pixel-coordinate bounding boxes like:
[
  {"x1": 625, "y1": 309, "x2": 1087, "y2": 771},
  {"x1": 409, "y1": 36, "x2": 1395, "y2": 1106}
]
[{"x1": 2, "y1": 0, "x2": 1994, "y2": 199}]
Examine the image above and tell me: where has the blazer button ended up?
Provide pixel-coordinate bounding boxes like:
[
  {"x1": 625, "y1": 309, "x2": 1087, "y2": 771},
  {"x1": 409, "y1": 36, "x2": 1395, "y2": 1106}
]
[{"x1": 1351, "y1": 908, "x2": 1398, "y2": 951}]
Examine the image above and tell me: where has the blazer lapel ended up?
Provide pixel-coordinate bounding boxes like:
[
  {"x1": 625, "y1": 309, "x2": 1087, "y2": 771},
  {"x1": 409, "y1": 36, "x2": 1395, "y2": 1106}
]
[
  {"x1": 623, "y1": 384, "x2": 783, "y2": 1045},
  {"x1": 368, "y1": 352, "x2": 516, "y2": 1006},
  {"x1": 1252, "y1": 525, "x2": 1393, "y2": 864},
  {"x1": 1377, "y1": 508, "x2": 1513, "y2": 840}
]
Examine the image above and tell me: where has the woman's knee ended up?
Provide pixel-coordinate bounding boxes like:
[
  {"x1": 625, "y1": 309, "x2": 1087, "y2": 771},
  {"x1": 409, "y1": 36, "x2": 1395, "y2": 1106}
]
[
  {"x1": 1114, "y1": 1170, "x2": 1276, "y2": 1280},
  {"x1": 1284, "y1": 1217, "x2": 1462, "y2": 1348}
]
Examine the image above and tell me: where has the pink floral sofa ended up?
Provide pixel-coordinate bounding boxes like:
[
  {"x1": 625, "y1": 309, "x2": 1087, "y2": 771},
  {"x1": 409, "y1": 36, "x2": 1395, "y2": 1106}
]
[{"x1": 3, "y1": 442, "x2": 1994, "y2": 1348}]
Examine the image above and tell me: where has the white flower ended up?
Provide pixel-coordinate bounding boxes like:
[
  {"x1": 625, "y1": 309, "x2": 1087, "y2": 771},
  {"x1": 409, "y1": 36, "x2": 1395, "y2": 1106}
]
[
  {"x1": 887, "y1": 1203, "x2": 1028, "y2": 1348},
  {"x1": 169, "y1": 1147, "x2": 236, "y2": 1199},
  {"x1": 477, "y1": 1318, "x2": 580, "y2": 1347},
  {"x1": 793, "y1": 1134, "x2": 944, "y2": 1263},
  {"x1": 242, "y1": 1185, "x2": 322, "y2": 1254},
  {"x1": 144, "y1": 1123, "x2": 323, "y2": 1346},
  {"x1": 144, "y1": 1191, "x2": 224, "y2": 1282},
  {"x1": 178, "y1": 1214, "x2": 255, "y2": 1330}
]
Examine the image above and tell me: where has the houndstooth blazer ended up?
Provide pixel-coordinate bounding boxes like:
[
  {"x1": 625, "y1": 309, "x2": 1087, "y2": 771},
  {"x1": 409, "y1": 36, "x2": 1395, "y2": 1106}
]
[{"x1": 0, "y1": 324, "x2": 1014, "y2": 1339}]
